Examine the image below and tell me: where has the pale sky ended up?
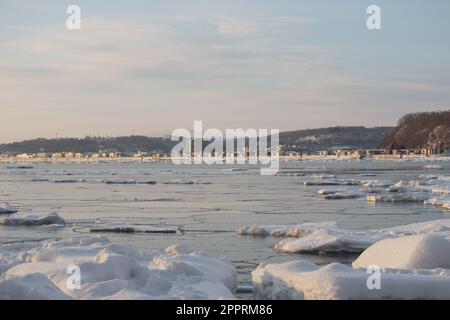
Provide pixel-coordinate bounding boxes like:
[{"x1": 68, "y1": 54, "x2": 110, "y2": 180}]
[{"x1": 1, "y1": 0, "x2": 449, "y2": 142}]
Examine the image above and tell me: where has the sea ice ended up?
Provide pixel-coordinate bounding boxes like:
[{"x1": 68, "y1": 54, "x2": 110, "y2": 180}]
[
  {"x1": 90, "y1": 224, "x2": 179, "y2": 234},
  {"x1": 0, "y1": 212, "x2": 66, "y2": 226},
  {"x1": 0, "y1": 237, "x2": 236, "y2": 300},
  {"x1": 366, "y1": 192, "x2": 430, "y2": 203},
  {"x1": 0, "y1": 203, "x2": 17, "y2": 214},
  {"x1": 252, "y1": 260, "x2": 450, "y2": 300},
  {"x1": 238, "y1": 219, "x2": 450, "y2": 254},
  {"x1": 361, "y1": 180, "x2": 393, "y2": 188},
  {"x1": 163, "y1": 180, "x2": 211, "y2": 185}
]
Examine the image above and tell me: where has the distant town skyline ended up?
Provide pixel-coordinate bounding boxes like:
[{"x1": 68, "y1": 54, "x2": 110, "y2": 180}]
[{"x1": 1, "y1": 0, "x2": 450, "y2": 142}]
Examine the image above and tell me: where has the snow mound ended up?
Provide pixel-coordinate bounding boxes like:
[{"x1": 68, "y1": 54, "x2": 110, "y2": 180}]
[
  {"x1": 90, "y1": 224, "x2": 179, "y2": 234},
  {"x1": 0, "y1": 237, "x2": 236, "y2": 300},
  {"x1": 0, "y1": 203, "x2": 17, "y2": 214},
  {"x1": 252, "y1": 260, "x2": 450, "y2": 300},
  {"x1": 353, "y1": 234, "x2": 450, "y2": 269},
  {"x1": 0, "y1": 212, "x2": 65, "y2": 226}
]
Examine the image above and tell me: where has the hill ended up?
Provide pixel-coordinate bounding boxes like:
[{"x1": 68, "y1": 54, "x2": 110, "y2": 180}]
[
  {"x1": 280, "y1": 126, "x2": 393, "y2": 151},
  {"x1": 380, "y1": 110, "x2": 450, "y2": 149},
  {"x1": 0, "y1": 136, "x2": 175, "y2": 155}
]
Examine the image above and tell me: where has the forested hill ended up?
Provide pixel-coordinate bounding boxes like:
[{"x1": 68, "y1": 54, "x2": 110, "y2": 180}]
[
  {"x1": 280, "y1": 126, "x2": 393, "y2": 151},
  {"x1": 0, "y1": 126, "x2": 396, "y2": 154},
  {"x1": 380, "y1": 110, "x2": 450, "y2": 149},
  {"x1": 0, "y1": 136, "x2": 176, "y2": 154}
]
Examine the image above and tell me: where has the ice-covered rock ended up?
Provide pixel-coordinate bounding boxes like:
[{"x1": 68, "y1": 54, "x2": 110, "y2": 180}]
[
  {"x1": 353, "y1": 234, "x2": 450, "y2": 269},
  {"x1": 252, "y1": 260, "x2": 450, "y2": 300},
  {"x1": 0, "y1": 237, "x2": 236, "y2": 300},
  {"x1": 0, "y1": 203, "x2": 17, "y2": 214},
  {"x1": 0, "y1": 212, "x2": 65, "y2": 226},
  {"x1": 90, "y1": 224, "x2": 179, "y2": 234}
]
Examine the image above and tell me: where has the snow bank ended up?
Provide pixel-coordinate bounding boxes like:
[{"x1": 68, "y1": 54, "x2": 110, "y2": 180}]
[
  {"x1": 0, "y1": 237, "x2": 236, "y2": 300},
  {"x1": 0, "y1": 212, "x2": 65, "y2": 226},
  {"x1": 0, "y1": 203, "x2": 17, "y2": 214},
  {"x1": 252, "y1": 260, "x2": 450, "y2": 300},
  {"x1": 353, "y1": 234, "x2": 450, "y2": 269},
  {"x1": 90, "y1": 224, "x2": 179, "y2": 234}
]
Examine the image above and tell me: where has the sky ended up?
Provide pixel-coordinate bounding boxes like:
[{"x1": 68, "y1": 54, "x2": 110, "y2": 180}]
[{"x1": 0, "y1": 0, "x2": 449, "y2": 142}]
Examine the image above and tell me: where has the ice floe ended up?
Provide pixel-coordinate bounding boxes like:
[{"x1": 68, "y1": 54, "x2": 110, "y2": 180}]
[
  {"x1": 304, "y1": 179, "x2": 358, "y2": 186},
  {"x1": 361, "y1": 180, "x2": 393, "y2": 188},
  {"x1": 367, "y1": 192, "x2": 430, "y2": 203},
  {"x1": 425, "y1": 164, "x2": 442, "y2": 170},
  {"x1": 311, "y1": 174, "x2": 336, "y2": 179},
  {"x1": 163, "y1": 180, "x2": 211, "y2": 185},
  {"x1": 0, "y1": 212, "x2": 65, "y2": 226},
  {"x1": 53, "y1": 179, "x2": 86, "y2": 183},
  {"x1": 0, "y1": 203, "x2": 17, "y2": 214},
  {"x1": 0, "y1": 237, "x2": 236, "y2": 300},
  {"x1": 238, "y1": 219, "x2": 450, "y2": 254},
  {"x1": 90, "y1": 224, "x2": 179, "y2": 234},
  {"x1": 252, "y1": 260, "x2": 450, "y2": 300}
]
